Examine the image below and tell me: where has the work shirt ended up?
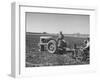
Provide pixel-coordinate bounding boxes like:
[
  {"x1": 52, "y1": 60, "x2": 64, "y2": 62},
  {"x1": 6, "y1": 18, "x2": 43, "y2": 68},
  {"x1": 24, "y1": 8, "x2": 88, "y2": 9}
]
[
  {"x1": 57, "y1": 39, "x2": 66, "y2": 49},
  {"x1": 84, "y1": 41, "x2": 90, "y2": 51}
]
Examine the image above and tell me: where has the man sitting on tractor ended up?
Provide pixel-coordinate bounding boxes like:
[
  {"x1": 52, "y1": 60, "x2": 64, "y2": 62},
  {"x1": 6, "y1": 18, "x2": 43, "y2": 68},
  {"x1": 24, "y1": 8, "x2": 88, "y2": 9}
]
[{"x1": 56, "y1": 31, "x2": 67, "y2": 54}]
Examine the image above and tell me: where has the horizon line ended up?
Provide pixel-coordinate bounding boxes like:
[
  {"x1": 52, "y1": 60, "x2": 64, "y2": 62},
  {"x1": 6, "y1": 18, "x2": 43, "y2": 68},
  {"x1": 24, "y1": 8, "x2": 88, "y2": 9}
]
[{"x1": 26, "y1": 32, "x2": 89, "y2": 35}]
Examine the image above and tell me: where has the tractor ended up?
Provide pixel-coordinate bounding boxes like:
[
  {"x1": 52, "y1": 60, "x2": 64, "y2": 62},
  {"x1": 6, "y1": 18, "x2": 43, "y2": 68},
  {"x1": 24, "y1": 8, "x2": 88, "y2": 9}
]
[{"x1": 39, "y1": 36, "x2": 75, "y2": 54}]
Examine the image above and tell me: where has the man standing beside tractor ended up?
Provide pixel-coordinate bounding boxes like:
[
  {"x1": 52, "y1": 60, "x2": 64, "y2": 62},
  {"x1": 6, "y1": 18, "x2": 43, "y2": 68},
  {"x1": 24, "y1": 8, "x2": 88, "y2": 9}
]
[
  {"x1": 82, "y1": 38, "x2": 90, "y2": 61},
  {"x1": 83, "y1": 38, "x2": 90, "y2": 51}
]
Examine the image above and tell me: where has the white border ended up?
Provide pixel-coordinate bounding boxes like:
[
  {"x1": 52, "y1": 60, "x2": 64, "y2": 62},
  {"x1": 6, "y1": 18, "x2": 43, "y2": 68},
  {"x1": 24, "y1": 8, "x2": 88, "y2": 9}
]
[{"x1": 11, "y1": 2, "x2": 96, "y2": 78}]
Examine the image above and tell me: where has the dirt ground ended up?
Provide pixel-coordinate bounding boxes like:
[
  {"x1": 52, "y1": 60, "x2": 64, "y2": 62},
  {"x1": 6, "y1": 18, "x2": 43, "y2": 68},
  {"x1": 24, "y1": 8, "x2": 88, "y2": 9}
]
[{"x1": 26, "y1": 33, "x2": 89, "y2": 67}]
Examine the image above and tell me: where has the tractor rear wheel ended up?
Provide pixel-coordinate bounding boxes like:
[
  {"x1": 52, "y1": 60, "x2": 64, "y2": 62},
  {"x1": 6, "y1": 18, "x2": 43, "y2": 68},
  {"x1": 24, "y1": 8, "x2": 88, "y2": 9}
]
[{"x1": 47, "y1": 40, "x2": 57, "y2": 54}]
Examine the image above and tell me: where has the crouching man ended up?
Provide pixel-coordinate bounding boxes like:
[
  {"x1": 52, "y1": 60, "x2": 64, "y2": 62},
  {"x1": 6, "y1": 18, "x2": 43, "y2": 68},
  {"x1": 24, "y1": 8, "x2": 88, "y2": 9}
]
[
  {"x1": 82, "y1": 38, "x2": 90, "y2": 61},
  {"x1": 56, "y1": 31, "x2": 67, "y2": 54},
  {"x1": 83, "y1": 38, "x2": 90, "y2": 51}
]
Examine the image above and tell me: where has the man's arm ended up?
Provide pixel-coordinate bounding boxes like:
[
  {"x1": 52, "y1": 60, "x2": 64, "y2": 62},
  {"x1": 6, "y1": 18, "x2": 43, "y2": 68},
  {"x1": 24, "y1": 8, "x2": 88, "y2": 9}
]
[{"x1": 83, "y1": 42, "x2": 90, "y2": 50}]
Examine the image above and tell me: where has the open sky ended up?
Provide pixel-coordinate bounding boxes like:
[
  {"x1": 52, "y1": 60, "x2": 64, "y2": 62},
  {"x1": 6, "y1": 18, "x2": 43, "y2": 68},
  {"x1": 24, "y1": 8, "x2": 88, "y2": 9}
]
[{"x1": 26, "y1": 12, "x2": 89, "y2": 34}]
